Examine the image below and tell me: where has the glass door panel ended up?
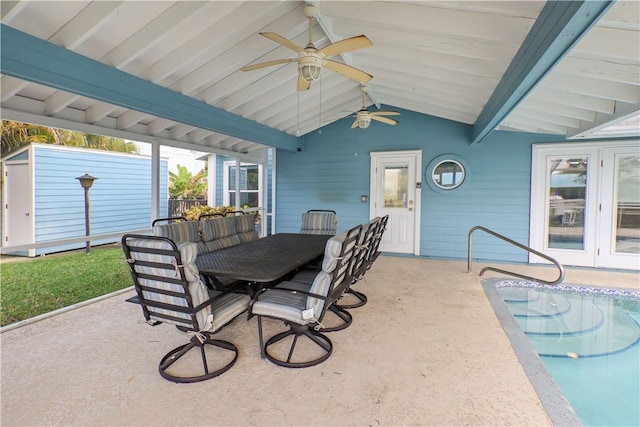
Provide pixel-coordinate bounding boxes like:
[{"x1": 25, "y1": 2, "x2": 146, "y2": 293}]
[
  {"x1": 383, "y1": 165, "x2": 408, "y2": 208},
  {"x1": 613, "y1": 154, "x2": 640, "y2": 254},
  {"x1": 547, "y1": 157, "x2": 587, "y2": 250}
]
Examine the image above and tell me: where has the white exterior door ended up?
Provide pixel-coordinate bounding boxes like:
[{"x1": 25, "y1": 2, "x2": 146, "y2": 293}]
[
  {"x1": 370, "y1": 150, "x2": 421, "y2": 255},
  {"x1": 4, "y1": 162, "x2": 34, "y2": 254},
  {"x1": 530, "y1": 141, "x2": 639, "y2": 270}
]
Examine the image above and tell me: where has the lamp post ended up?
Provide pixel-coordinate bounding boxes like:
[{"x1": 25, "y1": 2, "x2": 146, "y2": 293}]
[{"x1": 76, "y1": 174, "x2": 97, "y2": 254}]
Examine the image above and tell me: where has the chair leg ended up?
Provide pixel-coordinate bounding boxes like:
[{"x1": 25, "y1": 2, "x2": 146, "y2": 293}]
[
  {"x1": 335, "y1": 288, "x2": 368, "y2": 310},
  {"x1": 316, "y1": 305, "x2": 353, "y2": 332},
  {"x1": 263, "y1": 323, "x2": 333, "y2": 368},
  {"x1": 158, "y1": 334, "x2": 238, "y2": 383}
]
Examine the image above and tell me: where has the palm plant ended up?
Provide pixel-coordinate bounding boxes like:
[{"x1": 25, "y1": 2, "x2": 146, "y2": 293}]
[{"x1": 169, "y1": 165, "x2": 207, "y2": 199}]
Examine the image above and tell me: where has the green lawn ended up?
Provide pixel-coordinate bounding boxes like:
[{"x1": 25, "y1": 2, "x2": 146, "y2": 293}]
[{"x1": 1, "y1": 247, "x2": 131, "y2": 327}]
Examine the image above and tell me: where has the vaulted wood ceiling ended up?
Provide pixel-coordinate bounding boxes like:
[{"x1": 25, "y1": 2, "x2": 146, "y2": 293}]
[{"x1": 1, "y1": 1, "x2": 638, "y2": 158}]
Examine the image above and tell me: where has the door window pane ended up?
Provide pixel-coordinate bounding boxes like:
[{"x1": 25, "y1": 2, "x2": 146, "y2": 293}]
[
  {"x1": 614, "y1": 155, "x2": 640, "y2": 254},
  {"x1": 384, "y1": 165, "x2": 408, "y2": 208},
  {"x1": 548, "y1": 157, "x2": 587, "y2": 250}
]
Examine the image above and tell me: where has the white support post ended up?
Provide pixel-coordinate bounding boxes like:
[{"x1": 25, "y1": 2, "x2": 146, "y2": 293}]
[{"x1": 151, "y1": 141, "x2": 160, "y2": 222}]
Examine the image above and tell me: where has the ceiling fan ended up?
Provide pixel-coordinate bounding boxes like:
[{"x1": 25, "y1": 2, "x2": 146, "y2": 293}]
[
  {"x1": 240, "y1": 5, "x2": 373, "y2": 91},
  {"x1": 350, "y1": 86, "x2": 400, "y2": 129}
]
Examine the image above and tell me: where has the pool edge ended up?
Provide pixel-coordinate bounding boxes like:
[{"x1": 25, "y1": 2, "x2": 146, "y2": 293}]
[{"x1": 482, "y1": 278, "x2": 584, "y2": 427}]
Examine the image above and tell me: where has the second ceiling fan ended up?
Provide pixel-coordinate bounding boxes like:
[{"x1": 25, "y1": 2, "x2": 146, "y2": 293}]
[
  {"x1": 241, "y1": 5, "x2": 373, "y2": 91},
  {"x1": 350, "y1": 86, "x2": 400, "y2": 129}
]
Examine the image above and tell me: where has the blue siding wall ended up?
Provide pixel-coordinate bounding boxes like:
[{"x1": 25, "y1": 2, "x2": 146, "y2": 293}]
[
  {"x1": 33, "y1": 145, "x2": 167, "y2": 254},
  {"x1": 276, "y1": 108, "x2": 561, "y2": 262}
]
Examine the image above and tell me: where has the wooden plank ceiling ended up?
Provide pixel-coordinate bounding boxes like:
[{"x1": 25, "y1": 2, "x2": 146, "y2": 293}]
[{"x1": 1, "y1": 1, "x2": 638, "y2": 157}]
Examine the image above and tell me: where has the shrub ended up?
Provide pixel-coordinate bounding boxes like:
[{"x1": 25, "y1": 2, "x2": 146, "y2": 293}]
[{"x1": 182, "y1": 205, "x2": 261, "y2": 223}]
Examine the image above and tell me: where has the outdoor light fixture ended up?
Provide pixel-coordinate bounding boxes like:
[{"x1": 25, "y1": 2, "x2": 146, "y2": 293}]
[
  {"x1": 299, "y1": 54, "x2": 322, "y2": 82},
  {"x1": 76, "y1": 173, "x2": 96, "y2": 189},
  {"x1": 361, "y1": 195, "x2": 368, "y2": 203},
  {"x1": 76, "y1": 173, "x2": 97, "y2": 254}
]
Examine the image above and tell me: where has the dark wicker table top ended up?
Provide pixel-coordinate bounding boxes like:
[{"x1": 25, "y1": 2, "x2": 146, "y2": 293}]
[{"x1": 195, "y1": 233, "x2": 331, "y2": 282}]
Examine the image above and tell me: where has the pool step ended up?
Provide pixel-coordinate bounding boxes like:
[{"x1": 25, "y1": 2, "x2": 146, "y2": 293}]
[{"x1": 499, "y1": 289, "x2": 640, "y2": 358}]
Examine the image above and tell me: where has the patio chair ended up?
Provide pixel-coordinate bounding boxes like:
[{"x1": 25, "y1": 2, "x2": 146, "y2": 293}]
[
  {"x1": 335, "y1": 216, "x2": 382, "y2": 310},
  {"x1": 122, "y1": 234, "x2": 250, "y2": 383},
  {"x1": 300, "y1": 209, "x2": 338, "y2": 235},
  {"x1": 249, "y1": 224, "x2": 362, "y2": 368}
]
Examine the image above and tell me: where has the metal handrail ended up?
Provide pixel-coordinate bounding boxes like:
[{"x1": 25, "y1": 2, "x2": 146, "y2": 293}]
[{"x1": 467, "y1": 225, "x2": 564, "y2": 285}]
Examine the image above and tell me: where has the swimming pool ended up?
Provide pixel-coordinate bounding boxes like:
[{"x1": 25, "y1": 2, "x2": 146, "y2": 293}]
[{"x1": 483, "y1": 279, "x2": 640, "y2": 427}]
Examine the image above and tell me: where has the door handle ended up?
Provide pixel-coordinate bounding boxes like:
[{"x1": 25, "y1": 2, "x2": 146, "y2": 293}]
[{"x1": 408, "y1": 208, "x2": 413, "y2": 211}]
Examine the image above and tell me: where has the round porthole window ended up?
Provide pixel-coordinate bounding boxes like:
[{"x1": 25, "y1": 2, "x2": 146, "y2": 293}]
[
  {"x1": 426, "y1": 154, "x2": 469, "y2": 193},
  {"x1": 432, "y1": 160, "x2": 465, "y2": 190}
]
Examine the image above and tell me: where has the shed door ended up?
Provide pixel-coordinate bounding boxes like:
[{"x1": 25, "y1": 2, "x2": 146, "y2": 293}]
[{"x1": 5, "y1": 162, "x2": 33, "y2": 251}]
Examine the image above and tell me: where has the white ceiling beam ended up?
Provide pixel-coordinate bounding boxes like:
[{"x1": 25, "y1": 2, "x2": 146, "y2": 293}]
[
  {"x1": 377, "y1": 91, "x2": 477, "y2": 124},
  {"x1": 509, "y1": 108, "x2": 582, "y2": 129},
  {"x1": 187, "y1": 129, "x2": 214, "y2": 144},
  {"x1": 501, "y1": 118, "x2": 567, "y2": 135},
  {"x1": 375, "y1": 87, "x2": 481, "y2": 119},
  {"x1": 569, "y1": 101, "x2": 639, "y2": 138},
  {"x1": 516, "y1": 98, "x2": 596, "y2": 122},
  {"x1": 169, "y1": 124, "x2": 193, "y2": 140},
  {"x1": 116, "y1": 110, "x2": 150, "y2": 130},
  {"x1": 103, "y1": 2, "x2": 206, "y2": 70},
  {"x1": 557, "y1": 55, "x2": 640, "y2": 86},
  {"x1": 49, "y1": 1, "x2": 125, "y2": 50},
  {"x1": 542, "y1": 73, "x2": 639, "y2": 104},
  {"x1": 177, "y1": 4, "x2": 311, "y2": 97},
  {"x1": 331, "y1": 18, "x2": 517, "y2": 61},
  {"x1": 147, "y1": 118, "x2": 175, "y2": 136},
  {"x1": 152, "y1": 2, "x2": 297, "y2": 89},
  {"x1": 85, "y1": 102, "x2": 118, "y2": 124},
  {"x1": 0, "y1": 1, "x2": 28, "y2": 22},
  {"x1": 572, "y1": 26, "x2": 640, "y2": 62},
  {"x1": 360, "y1": 57, "x2": 498, "y2": 90},
  {"x1": 316, "y1": 1, "x2": 536, "y2": 44},
  {"x1": 0, "y1": 76, "x2": 28, "y2": 102},
  {"x1": 44, "y1": 91, "x2": 80, "y2": 116},
  {"x1": 528, "y1": 87, "x2": 615, "y2": 114},
  {"x1": 148, "y1": 2, "x2": 250, "y2": 84}
]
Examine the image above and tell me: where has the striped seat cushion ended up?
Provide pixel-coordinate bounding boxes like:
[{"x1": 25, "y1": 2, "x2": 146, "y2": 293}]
[
  {"x1": 152, "y1": 221, "x2": 200, "y2": 244},
  {"x1": 300, "y1": 212, "x2": 337, "y2": 235}
]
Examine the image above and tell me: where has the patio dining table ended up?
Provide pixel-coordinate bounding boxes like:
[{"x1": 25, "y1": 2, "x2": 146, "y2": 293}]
[{"x1": 195, "y1": 233, "x2": 331, "y2": 288}]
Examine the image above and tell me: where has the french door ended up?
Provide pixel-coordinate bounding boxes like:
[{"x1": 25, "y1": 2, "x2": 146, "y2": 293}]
[
  {"x1": 370, "y1": 150, "x2": 421, "y2": 255},
  {"x1": 530, "y1": 142, "x2": 639, "y2": 270}
]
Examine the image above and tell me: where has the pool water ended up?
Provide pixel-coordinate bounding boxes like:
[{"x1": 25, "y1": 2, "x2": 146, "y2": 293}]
[{"x1": 497, "y1": 282, "x2": 640, "y2": 427}]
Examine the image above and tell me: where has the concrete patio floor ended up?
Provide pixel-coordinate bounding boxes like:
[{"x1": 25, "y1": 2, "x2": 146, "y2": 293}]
[{"x1": 1, "y1": 256, "x2": 638, "y2": 426}]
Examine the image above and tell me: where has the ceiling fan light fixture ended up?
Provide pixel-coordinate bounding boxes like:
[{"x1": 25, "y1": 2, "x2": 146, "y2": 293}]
[
  {"x1": 299, "y1": 54, "x2": 322, "y2": 82},
  {"x1": 357, "y1": 116, "x2": 371, "y2": 129}
]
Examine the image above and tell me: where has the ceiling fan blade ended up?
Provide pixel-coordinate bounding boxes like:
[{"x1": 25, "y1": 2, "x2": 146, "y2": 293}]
[
  {"x1": 241, "y1": 58, "x2": 297, "y2": 72},
  {"x1": 297, "y1": 75, "x2": 311, "y2": 91},
  {"x1": 370, "y1": 111, "x2": 401, "y2": 116},
  {"x1": 371, "y1": 116, "x2": 398, "y2": 125},
  {"x1": 324, "y1": 60, "x2": 372, "y2": 83},
  {"x1": 351, "y1": 119, "x2": 359, "y2": 129},
  {"x1": 317, "y1": 35, "x2": 372, "y2": 57},
  {"x1": 259, "y1": 32, "x2": 303, "y2": 52}
]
